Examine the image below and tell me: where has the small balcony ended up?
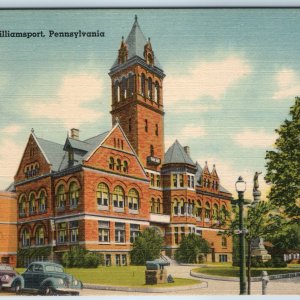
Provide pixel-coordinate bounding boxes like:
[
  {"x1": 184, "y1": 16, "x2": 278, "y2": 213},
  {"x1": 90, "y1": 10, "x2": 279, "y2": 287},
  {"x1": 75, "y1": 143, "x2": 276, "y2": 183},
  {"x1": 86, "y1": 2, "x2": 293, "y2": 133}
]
[{"x1": 150, "y1": 213, "x2": 170, "y2": 224}]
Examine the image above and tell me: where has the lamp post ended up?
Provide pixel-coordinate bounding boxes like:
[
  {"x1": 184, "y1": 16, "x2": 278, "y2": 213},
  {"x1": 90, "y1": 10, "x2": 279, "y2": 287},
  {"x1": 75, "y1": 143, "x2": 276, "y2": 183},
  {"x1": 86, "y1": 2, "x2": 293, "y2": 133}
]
[{"x1": 235, "y1": 176, "x2": 247, "y2": 295}]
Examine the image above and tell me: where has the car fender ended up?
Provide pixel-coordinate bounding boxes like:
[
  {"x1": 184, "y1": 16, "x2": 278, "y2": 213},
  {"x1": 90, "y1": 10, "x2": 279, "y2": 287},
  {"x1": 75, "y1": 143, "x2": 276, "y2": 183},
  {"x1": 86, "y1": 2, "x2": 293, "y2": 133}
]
[
  {"x1": 40, "y1": 277, "x2": 62, "y2": 289},
  {"x1": 11, "y1": 275, "x2": 24, "y2": 289}
]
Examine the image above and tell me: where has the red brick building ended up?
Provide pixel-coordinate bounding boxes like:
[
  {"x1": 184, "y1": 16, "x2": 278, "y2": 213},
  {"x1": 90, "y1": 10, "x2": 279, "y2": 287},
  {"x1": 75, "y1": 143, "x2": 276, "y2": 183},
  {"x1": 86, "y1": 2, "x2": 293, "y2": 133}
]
[{"x1": 12, "y1": 16, "x2": 233, "y2": 266}]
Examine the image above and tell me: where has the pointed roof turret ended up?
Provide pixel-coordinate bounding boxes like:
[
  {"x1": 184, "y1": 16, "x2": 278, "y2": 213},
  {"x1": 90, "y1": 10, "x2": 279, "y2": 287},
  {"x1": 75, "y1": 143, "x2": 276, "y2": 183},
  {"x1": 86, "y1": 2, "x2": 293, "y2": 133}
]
[
  {"x1": 111, "y1": 16, "x2": 163, "y2": 70},
  {"x1": 163, "y1": 140, "x2": 195, "y2": 166}
]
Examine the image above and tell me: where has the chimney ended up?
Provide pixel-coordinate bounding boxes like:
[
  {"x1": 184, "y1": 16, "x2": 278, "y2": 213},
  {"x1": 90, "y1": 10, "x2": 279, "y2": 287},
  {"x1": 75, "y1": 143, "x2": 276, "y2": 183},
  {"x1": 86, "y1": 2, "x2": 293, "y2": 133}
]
[
  {"x1": 184, "y1": 146, "x2": 190, "y2": 156},
  {"x1": 70, "y1": 128, "x2": 79, "y2": 140}
]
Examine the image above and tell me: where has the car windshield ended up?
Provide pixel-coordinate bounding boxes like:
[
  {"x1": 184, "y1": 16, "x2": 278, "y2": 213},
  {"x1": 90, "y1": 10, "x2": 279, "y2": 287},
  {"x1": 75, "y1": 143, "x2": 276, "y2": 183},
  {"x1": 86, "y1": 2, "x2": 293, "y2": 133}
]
[
  {"x1": 0, "y1": 265, "x2": 13, "y2": 271},
  {"x1": 45, "y1": 265, "x2": 64, "y2": 273}
]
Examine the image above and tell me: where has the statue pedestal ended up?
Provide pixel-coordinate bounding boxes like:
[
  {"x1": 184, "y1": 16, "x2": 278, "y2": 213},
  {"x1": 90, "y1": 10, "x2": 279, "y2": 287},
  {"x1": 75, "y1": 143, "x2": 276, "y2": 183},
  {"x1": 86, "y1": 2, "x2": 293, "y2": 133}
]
[
  {"x1": 252, "y1": 249, "x2": 271, "y2": 262},
  {"x1": 252, "y1": 190, "x2": 261, "y2": 206}
]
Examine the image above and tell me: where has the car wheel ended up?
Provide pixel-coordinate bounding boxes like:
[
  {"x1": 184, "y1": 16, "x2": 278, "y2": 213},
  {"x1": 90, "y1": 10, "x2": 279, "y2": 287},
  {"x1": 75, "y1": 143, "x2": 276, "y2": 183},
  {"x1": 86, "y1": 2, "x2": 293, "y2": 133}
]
[
  {"x1": 13, "y1": 281, "x2": 21, "y2": 294},
  {"x1": 43, "y1": 286, "x2": 56, "y2": 296}
]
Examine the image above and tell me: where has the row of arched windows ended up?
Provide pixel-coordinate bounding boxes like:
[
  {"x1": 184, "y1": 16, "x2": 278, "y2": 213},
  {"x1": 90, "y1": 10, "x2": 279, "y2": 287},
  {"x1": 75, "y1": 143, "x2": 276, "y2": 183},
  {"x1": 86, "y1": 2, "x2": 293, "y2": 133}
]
[
  {"x1": 140, "y1": 74, "x2": 160, "y2": 103},
  {"x1": 203, "y1": 178, "x2": 219, "y2": 190},
  {"x1": 114, "y1": 74, "x2": 135, "y2": 103},
  {"x1": 24, "y1": 163, "x2": 40, "y2": 178},
  {"x1": 109, "y1": 157, "x2": 128, "y2": 173},
  {"x1": 172, "y1": 198, "x2": 227, "y2": 223},
  {"x1": 18, "y1": 189, "x2": 47, "y2": 217},
  {"x1": 150, "y1": 197, "x2": 162, "y2": 214},
  {"x1": 20, "y1": 226, "x2": 46, "y2": 247},
  {"x1": 96, "y1": 183, "x2": 139, "y2": 211},
  {"x1": 56, "y1": 181, "x2": 80, "y2": 210}
]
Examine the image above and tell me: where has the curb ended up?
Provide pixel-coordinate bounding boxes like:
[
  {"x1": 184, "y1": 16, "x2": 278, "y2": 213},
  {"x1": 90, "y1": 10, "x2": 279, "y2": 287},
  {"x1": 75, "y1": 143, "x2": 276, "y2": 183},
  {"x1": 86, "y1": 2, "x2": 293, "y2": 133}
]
[
  {"x1": 190, "y1": 271, "x2": 262, "y2": 282},
  {"x1": 83, "y1": 281, "x2": 208, "y2": 293}
]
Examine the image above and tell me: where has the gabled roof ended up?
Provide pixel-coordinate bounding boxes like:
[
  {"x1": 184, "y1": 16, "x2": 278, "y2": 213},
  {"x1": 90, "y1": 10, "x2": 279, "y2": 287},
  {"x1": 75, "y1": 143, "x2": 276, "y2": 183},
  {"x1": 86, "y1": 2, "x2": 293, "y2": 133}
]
[
  {"x1": 35, "y1": 137, "x2": 65, "y2": 171},
  {"x1": 163, "y1": 140, "x2": 195, "y2": 166},
  {"x1": 111, "y1": 16, "x2": 162, "y2": 70},
  {"x1": 219, "y1": 184, "x2": 231, "y2": 194}
]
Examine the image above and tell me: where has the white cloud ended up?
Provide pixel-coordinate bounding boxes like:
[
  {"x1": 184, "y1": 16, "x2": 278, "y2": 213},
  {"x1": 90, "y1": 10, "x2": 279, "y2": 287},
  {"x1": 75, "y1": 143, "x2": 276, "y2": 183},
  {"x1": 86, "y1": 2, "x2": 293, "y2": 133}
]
[
  {"x1": 1, "y1": 124, "x2": 23, "y2": 135},
  {"x1": 165, "y1": 124, "x2": 206, "y2": 148},
  {"x1": 273, "y1": 68, "x2": 300, "y2": 100},
  {"x1": 232, "y1": 129, "x2": 276, "y2": 149},
  {"x1": 0, "y1": 138, "x2": 24, "y2": 189},
  {"x1": 167, "y1": 103, "x2": 220, "y2": 114},
  {"x1": 164, "y1": 55, "x2": 251, "y2": 103},
  {"x1": 25, "y1": 72, "x2": 104, "y2": 128}
]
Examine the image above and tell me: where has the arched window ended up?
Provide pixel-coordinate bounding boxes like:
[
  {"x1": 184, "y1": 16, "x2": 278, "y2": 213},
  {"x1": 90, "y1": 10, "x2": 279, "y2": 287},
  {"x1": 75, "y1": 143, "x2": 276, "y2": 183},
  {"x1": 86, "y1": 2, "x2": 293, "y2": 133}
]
[
  {"x1": 173, "y1": 198, "x2": 179, "y2": 215},
  {"x1": 116, "y1": 159, "x2": 122, "y2": 171},
  {"x1": 205, "y1": 202, "x2": 211, "y2": 220},
  {"x1": 123, "y1": 161, "x2": 128, "y2": 173},
  {"x1": 128, "y1": 189, "x2": 139, "y2": 211},
  {"x1": 196, "y1": 201, "x2": 202, "y2": 219},
  {"x1": 180, "y1": 199, "x2": 185, "y2": 215},
  {"x1": 69, "y1": 181, "x2": 79, "y2": 207},
  {"x1": 97, "y1": 183, "x2": 109, "y2": 207},
  {"x1": 122, "y1": 77, "x2": 127, "y2": 99},
  {"x1": 148, "y1": 77, "x2": 152, "y2": 99},
  {"x1": 21, "y1": 228, "x2": 30, "y2": 247},
  {"x1": 128, "y1": 74, "x2": 134, "y2": 96},
  {"x1": 56, "y1": 185, "x2": 66, "y2": 209},
  {"x1": 109, "y1": 157, "x2": 114, "y2": 170},
  {"x1": 150, "y1": 197, "x2": 155, "y2": 213},
  {"x1": 38, "y1": 190, "x2": 47, "y2": 213},
  {"x1": 155, "y1": 81, "x2": 160, "y2": 103},
  {"x1": 150, "y1": 174, "x2": 155, "y2": 187},
  {"x1": 156, "y1": 198, "x2": 161, "y2": 214},
  {"x1": 35, "y1": 226, "x2": 45, "y2": 245},
  {"x1": 113, "y1": 186, "x2": 124, "y2": 209},
  {"x1": 115, "y1": 81, "x2": 120, "y2": 103},
  {"x1": 141, "y1": 74, "x2": 145, "y2": 96},
  {"x1": 29, "y1": 193, "x2": 36, "y2": 215},
  {"x1": 212, "y1": 204, "x2": 219, "y2": 220},
  {"x1": 19, "y1": 195, "x2": 26, "y2": 217}
]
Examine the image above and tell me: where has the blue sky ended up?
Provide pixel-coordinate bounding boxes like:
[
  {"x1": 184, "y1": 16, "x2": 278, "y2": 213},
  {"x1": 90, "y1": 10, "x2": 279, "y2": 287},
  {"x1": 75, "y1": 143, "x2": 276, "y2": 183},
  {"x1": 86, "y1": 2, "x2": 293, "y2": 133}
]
[{"x1": 0, "y1": 9, "x2": 299, "y2": 198}]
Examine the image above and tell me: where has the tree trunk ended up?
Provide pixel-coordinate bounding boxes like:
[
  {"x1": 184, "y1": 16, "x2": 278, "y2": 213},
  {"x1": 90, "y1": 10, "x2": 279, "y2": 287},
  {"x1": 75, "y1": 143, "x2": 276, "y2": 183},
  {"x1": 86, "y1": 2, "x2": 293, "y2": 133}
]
[{"x1": 247, "y1": 240, "x2": 252, "y2": 295}]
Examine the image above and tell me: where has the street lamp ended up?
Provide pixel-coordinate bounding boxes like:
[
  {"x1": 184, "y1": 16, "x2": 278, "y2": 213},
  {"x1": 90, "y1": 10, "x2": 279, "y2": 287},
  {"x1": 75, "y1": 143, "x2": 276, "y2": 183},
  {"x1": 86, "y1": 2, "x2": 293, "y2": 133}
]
[{"x1": 235, "y1": 176, "x2": 247, "y2": 295}]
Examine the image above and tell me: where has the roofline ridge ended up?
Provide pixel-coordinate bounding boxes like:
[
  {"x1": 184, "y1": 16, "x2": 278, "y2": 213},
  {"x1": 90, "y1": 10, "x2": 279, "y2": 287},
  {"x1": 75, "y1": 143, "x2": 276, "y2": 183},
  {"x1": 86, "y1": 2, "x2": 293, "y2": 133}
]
[{"x1": 36, "y1": 136, "x2": 64, "y2": 147}]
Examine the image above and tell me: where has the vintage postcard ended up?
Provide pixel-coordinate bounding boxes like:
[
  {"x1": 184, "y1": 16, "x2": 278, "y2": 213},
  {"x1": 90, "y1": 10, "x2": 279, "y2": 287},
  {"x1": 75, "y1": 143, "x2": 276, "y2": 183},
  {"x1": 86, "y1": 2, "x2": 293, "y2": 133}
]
[{"x1": 0, "y1": 8, "x2": 299, "y2": 297}]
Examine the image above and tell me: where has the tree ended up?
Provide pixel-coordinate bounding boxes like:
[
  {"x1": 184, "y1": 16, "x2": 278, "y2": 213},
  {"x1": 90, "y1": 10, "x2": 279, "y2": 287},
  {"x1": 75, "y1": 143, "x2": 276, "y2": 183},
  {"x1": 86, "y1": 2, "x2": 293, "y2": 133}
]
[
  {"x1": 265, "y1": 96, "x2": 300, "y2": 219},
  {"x1": 130, "y1": 227, "x2": 163, "y2": 265},
  {"x1": 175, "y1": 233, "x2": 211, "y2": 263},
  {"x1": 222, "y1": 201, "x2": 282, "y2": 294}
]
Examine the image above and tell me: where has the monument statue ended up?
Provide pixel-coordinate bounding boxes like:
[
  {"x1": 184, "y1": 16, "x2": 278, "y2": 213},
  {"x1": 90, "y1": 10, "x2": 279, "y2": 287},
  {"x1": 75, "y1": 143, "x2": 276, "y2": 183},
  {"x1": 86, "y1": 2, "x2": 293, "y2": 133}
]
[{"x1": 253, "y1": 171, "x2": 262, "y2": 192}]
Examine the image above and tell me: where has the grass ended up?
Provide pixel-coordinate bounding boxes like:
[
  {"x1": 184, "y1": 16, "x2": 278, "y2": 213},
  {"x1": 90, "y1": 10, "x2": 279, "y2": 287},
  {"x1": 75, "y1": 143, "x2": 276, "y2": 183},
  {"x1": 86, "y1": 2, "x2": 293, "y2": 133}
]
[
  {"x1": 193, "y1": 266, "x2": 300, "y2": 277},
  {"x1": 16, "y1": 266, "x2": 199, "y2": 288}
]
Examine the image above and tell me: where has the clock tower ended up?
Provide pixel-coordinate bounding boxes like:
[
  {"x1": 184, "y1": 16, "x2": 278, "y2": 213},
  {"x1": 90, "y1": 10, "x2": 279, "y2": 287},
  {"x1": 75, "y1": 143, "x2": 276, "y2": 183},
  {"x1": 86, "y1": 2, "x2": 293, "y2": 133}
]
[{"x1": 109, "y1": 16, "x2": 165, "y2": 171}]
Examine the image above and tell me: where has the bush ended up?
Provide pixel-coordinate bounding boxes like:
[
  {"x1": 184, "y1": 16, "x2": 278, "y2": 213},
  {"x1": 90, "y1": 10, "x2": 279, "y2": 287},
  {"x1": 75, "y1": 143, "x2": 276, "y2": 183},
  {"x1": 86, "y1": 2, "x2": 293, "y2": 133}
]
[
  {"x1": 251, "y1": 257, "x2": 264, "y2": 268},
  {"x1": 61, "y1": 246, "x2": 102, "y2": 268},
  {"x1": 271, "y1": 256, "x2": 287, "y2": 268},
  {"x1": 130, "y1": 227, "x2": 163, "y2": 265},
  {"x1": 175, "y1": 234, "x2": 211, "y2": 264}
]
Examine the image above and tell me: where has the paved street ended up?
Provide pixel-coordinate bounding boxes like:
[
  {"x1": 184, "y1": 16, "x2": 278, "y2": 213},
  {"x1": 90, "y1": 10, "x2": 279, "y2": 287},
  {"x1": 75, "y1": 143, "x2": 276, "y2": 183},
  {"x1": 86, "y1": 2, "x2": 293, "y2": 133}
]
[{"x1": 80, "y1": 265, "x2": 300, "y2": 296}]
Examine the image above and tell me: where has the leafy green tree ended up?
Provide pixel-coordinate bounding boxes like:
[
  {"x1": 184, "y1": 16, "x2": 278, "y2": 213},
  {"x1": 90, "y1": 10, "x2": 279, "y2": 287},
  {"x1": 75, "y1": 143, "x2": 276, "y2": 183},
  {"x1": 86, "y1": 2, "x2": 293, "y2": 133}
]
[
  {"x1": 130, "y1": 227, "x2": 163, "y2": 265},
  {"x1": 175, "y1": 233, "x2": 211, "y2": 263},
  {"x1": 268, "y1": 223, "x2": 300, "y2": 255},
  {"x1": 265, "y1": 96, "x2": 300, "y2": 219}
]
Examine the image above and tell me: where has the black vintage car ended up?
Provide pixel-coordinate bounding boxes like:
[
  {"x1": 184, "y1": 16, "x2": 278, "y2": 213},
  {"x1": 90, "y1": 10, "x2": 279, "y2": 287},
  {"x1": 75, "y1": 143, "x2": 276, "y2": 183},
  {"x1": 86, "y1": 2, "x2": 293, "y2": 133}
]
[{"x1": 19, "y1": 261, "x2": 82, "y2": 295}]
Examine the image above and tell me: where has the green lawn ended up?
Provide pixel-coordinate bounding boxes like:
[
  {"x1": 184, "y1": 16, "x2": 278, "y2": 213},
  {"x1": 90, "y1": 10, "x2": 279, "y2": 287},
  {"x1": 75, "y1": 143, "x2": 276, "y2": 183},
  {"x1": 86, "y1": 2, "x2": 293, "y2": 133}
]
[
  {"x1": 17, "y1": 266, "x2": 199, "y2": 288},
  {"x1": 193, "y1": 266, "x2": 300, "y2": 277}
]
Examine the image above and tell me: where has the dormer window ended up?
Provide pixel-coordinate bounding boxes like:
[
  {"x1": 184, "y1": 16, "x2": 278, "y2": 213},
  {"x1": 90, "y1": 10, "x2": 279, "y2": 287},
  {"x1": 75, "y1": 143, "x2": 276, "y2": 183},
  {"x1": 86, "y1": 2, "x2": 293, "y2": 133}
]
[{"x1": 68, "y1": 148, "x2": 74, "y2": 162}]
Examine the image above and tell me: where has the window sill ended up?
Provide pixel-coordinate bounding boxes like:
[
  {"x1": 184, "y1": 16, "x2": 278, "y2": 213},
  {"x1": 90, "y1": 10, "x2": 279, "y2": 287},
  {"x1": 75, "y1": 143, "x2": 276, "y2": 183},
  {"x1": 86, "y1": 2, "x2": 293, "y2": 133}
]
[
  {"x1": 113, "y1": 208, "x2": 125, "y2": 213},
  {"x1": 56, "y1": 207, "x2": 66, "y2": 212},
  {"x1": 98, "y1": 205, "x2": 109, "y2": 211},
  {"x1": 115, "y1": 242, "x2": 126, "y2": 244},
  {"x1": 204, "y1": 218, "x2": 210, "y2": 223},
  {"x1": 70, "y1": 205, "x2": 78, "y2": 210},
  {"x1": 129, "y1": 209, "x2": 139, "y2": 214},
  {"x1": 99, "y1": 242, "x2": 110, "y2": 244}
]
